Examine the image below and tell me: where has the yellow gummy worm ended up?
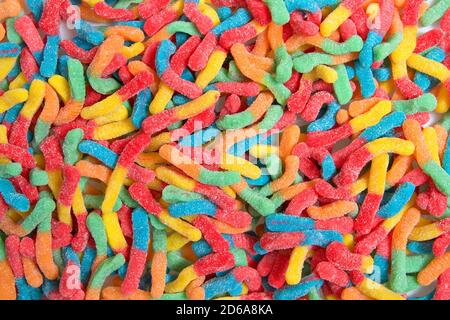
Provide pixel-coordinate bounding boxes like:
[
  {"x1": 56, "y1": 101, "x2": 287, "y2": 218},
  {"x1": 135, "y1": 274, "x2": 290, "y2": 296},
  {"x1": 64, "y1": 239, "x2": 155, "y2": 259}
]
[
  {"x1": 93, "y1": 104, "x2": 129, "y2": 126},
  {"x1": 0, "y1": 88, "x2": 28, "y2": 113},
  {"x1": 8, "y1": 72, "x2": 28, "y2": 90},
  {"x1": 0, "y1": 57, "x2": 17, "y2": 82},
  {"x1": 101, "y1": 165, "x2": 128, "y2": 214},
  {"x1": 48, "y1": 75, "x2": 71, "y2": 103},
  {"x1": 121, "y1": 42, "x2": 145, "y2": 59},
  {"x1": 409, "y1": 221, "x2": 444, "y2": 241},
  {"x1": 349, "y1": 100, "x2": 392, "y2": 133},
  {"x1": 149, "y1": 83, "x2": 174, "y2": 114},
  {"x1": 220, "y1": 154, "x2": 261, "y2": 180},
  {"x1": 365, "y1": 138, "x2": 415, "y2": 157},
  {"x1": 167, "y1": 233, "x2": 191, "y2": 252},
  {"x1": 407, "y1": 53, "x2": 450, "y2": 83},
  {"x1": 320, "y1": 5, "x2": 352, "y2": 37},
  {"x1": 159, "y1": 209, "x2": 202, "y2": 242},
  {"x1": 249, "y1": 145, "x2": 279, "y2": 158},
  {"x1": 195, "y1": 49, "x2": 227, "y2": 89},
  {"x1": 368, "y1": 153, "x2": 389, "y2": 196},
  {"x1": 285, "y1": 246, "x2": 309, "y2": 285},
  {"x1": 93, "y1": 119, "x2": 137, "y2": 140},
  {"x1": 21, "y1": 79, "x2": 46, "y2": 120},
  {"x1": 356, "y1": 277, "x2": 405, "y2": 300},
  {"x1": 423, "y1": 127, "x2": 440, "y2": 165},
  {"x1": 165, "y1": 265, "x2": 197, "y2": 293},
  {"x1": 103, "y1": 211, "x2": 128, "y2": 252}
]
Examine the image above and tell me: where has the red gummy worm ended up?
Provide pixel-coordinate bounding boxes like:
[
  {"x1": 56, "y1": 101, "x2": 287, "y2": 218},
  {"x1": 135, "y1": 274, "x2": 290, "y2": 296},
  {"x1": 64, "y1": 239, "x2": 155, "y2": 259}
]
[
  {"x1": 20, "y1": 48, "x2": 39, "y2": 81},
  {"x1": 316, "y1": 217, "x2": 354, "y2": 234},
  {"x1": 14, "y1": 15, "x2": 45, "y2": 54},
  {"x1": 287, "y1": 76, "x2": 313, "y2": 113},
  {"x1": 414, "y1": 29, "x2": 444, "y2": 53},
  {"x1": 59, "y1": 165, "x2": 81, "y2": 207},
  {"x1": 117, "y1": 133, "x2": 152, "y2": 168},
  {"x1": 188, "y1": 32, "x2": 218, "y2": 71},
  {"x1": 245, "y1": 0, "x2": 271, "y2": 26},
  {"x1": 215, "y1": 209, "x2": 252, "y2": 228},
  {"x1": 138, "y1": 0, "x2": 170, "y2": 18},
  {"x1": 60, "y1": 40, "x2": 98, "y2": 64},
  {"x1": 315, "y1": 261, "x2": 350, "y2": 287},
  {"x1": 183, "y1": 2, "x2": 214, "y2": 34},
  {"x1": 171, "y1": 35, "x2": 202, "y2": 75},
  {"x1": 193, "y1": 251, "x2": 235, "y2": 276},
  {"x1": 192, "y1": 215, "x2": 230, "y2": 252},
  {"x1": 325, "y1": 241, "x2": 366, "y2": 271},
  {"x1": 314, "y1": 179, "x2": 353, "y2": 200},
  {"x1": 260, "y1": 232, "x2": 304, "y2": 252},
  {"x1": 11, "y1": 175, "x2": 39, "y2": 204},
  {"x1": 143, "y1": 6, "x2": 179, "y2": 37},
  {"x1": 268, "y1": 251, "x2": 290, "y2": 289},
  {"x1": 219, "y1": 24, "x2": 258, "y2": 50},
  {"x1": 0, "y1": 144, "x2": 36, "y2": 169},
  {"x1": 128, "y1": 182, "x2": 162, "y2": 215},
  {"x1": 116, "y1": 72, "x2": 154, "y2": 101},
  {"x1": 214, "y1": 82, "x2": 260, "y2": 96},
  {"x1": 5, "y1": 235, "x2": 24, "y2": 278},
  {"x1": 40, "y1": 135, "x2": 64, "y2": 171},
  {"x1": 354, "y1": 194, "x2": 383, "y2": 236},
  {"x1": 301, "y1": 91, "x2": 335, "y2": 122},
  {"x1": 285, "y1": 187, "x2": 318, "y2": 216},
  {"x1": 102, "y1": 53, "x2": 128, "y2": 78},
  {"x1": 94, "y1": 2, "x2": 135, "y2": 21},
  {"x1": 39, "y1": 0, "x2": 64, "y2": 35}
]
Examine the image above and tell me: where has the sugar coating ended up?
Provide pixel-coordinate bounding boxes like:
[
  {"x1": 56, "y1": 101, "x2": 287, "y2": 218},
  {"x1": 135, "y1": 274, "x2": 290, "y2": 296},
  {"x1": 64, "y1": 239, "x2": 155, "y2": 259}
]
[{"x1": 1, "y1": 0, "x2": 450, "y2": 301}]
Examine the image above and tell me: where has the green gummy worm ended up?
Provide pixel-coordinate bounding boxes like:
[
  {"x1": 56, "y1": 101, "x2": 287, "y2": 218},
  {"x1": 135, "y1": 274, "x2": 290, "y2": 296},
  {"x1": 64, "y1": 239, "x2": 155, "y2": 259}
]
[
  {"x1": 263, "y1": 0, "x2": 290, "y2": 25},
  {"x1": 88, "y1": 75, "x2": 121, "y2": 95},
  {"x1": 422, "y1": 161, "x2": 450, "y2": 197},
  {"x1": 68, "y1": 58, "x2": 86, "y2": 101},
  {"x1": 63, "y1": 128, "x2": 84, "y2": 165},
  {"x1": 392, "y1": 93, "x2": 437, "y2": 114},
  {"x1": 87, "y1": 212, "x2": 108, "y2": 256},
  {"x1": 162, "y1": 185, "x2": 204, "y2": 203},
  {"x1": 263, "y1": 75, "x2": 291, "y2": 106},
  {"x1": 119, "y1": 187, "x2": 139, "y2": 208},
  {"x1": 231, "y1": 248, "x2": 248, "y2": 267},
  {"x1": 33, "y1": 119, "x2": 51, "y2": 149},
  {"x1": 405, "y1": 254, "x2": 433, "y2": 273},
  {"x1": 6, "y1": 17, "x2": 23, "y2": 44},
  {"x1": 321, "y1": 35, "x2": 363, "y2": 55},
  {"x1": 293, "y1": 53, "x2": 333, "y2": 73},
  {"x1": 89, "y1": 254, "x2": 125, "y2": 288},
  {"x1": 420, "y1": 0, "x2": 450, "y2": 26},
  {"x1": 198, "y1": 168, "x2": 241, "y2": 186},
  {"x1": 167, "y1": 251, "x2": 191, "y2": 272},
  {"x1": 216, "y1": 110, "x2": 254, "y2": 130},
  {"x1": 152, "y1": 228, "x2": 167, "y2": 252},
  {"x1": 21, "y1": 197, "x2": 56, "y2": 233},
  {"x1": 333, "y1": 64, "x2": 353, "y2": 104},
  {"x1": 274, "y1": 46, "x2": 293, "y2": 84},
  {"x1": 390, "y1": 250, "x2": 408, "y2": 293},
  {"x1": 0, "y1": 162, "x2": 22, "y2": 178},
  {"x1": 166, "y1": 22, "x2": 201, "y2": 36},
  {"x1": 84, "y1": 194, "x2": 122, "y2": 212},
  {"x1": 239, "y1": 186, "x2": 276, "y2": 216},
  {"x1": 256, "y1": 104, "x2": 284, "y2": 130},
  {"x1": 373, "y1": 32, "x2": 403, "y2": 63}
]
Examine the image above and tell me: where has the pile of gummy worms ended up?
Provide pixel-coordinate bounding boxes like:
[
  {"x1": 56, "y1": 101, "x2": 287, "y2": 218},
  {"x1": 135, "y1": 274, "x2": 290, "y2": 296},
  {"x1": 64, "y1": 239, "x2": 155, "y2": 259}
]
[{"x1": 1, "y1": 0, "x2": 450, "y2": 301}]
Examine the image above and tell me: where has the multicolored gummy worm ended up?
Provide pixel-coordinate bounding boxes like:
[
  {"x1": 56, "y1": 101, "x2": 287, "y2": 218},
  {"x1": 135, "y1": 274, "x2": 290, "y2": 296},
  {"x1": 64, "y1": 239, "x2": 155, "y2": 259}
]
[{"x1": 0, "y1": 0, "x2": 450, "y2": 301}]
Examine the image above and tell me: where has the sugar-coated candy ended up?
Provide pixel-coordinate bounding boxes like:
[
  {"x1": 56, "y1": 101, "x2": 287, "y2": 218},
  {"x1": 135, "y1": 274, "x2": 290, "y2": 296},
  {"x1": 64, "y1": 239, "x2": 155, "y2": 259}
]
[{"x1": 1, "y1": 0, "x2": 450, "y2": 302}]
